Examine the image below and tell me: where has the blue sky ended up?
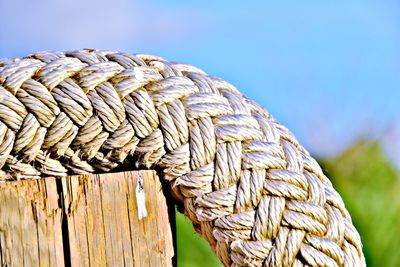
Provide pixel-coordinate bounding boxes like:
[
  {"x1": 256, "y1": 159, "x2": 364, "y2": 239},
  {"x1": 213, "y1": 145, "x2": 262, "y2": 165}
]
[{"x1": 1, "y1": 0, "x2": 399, "y2": 165}]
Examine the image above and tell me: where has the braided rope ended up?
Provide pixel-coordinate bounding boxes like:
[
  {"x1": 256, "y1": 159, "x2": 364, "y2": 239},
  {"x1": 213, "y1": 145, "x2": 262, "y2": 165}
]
[{"x1": 0, "y1": 50, "x2": 365, "y2": 266}]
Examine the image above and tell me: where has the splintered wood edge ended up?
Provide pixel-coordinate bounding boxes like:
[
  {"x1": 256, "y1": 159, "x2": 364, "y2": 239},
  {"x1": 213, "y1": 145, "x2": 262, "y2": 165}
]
[{"x1": 0, "y1": 170, "x2": 175, "y2": 267}]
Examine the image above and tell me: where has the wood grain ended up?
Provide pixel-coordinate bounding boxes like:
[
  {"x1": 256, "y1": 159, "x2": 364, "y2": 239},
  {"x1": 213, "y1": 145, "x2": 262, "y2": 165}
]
[{"x1": 0, "y1": 171, "x2": 174, "y2": 267}]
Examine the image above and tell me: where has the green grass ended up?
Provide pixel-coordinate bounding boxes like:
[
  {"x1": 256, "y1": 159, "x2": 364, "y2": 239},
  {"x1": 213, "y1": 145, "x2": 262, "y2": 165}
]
[
  {"x1": 321, "y1": 140, "x2": 400, "y2": 267},
  {"x1": 176, "y1": 211, "x2": 220, "y2": 266}
]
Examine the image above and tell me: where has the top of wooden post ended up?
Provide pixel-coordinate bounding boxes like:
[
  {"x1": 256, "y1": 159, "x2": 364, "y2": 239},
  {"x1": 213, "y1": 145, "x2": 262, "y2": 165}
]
[{"x1": 0, "y1": 171, "x2": 174, "y2": 267}]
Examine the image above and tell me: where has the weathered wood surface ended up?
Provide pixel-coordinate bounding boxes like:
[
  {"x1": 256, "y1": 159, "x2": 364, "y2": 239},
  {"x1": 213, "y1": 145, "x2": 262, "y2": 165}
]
[{"x1": 0, "y1": 171, "x2": 174, "y2": 267}]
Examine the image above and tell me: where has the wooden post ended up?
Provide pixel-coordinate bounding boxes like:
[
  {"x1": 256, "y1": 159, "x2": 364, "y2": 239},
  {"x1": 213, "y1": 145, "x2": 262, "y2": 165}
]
[{"x1": 0, "y1": 171, "x2": 174, "y2": 267}]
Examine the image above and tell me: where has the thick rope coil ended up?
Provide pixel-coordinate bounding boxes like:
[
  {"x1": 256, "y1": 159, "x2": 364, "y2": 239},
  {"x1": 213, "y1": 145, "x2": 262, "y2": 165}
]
[{"x1": 0, "y1": 50, "x2": 365, "y2": 266}]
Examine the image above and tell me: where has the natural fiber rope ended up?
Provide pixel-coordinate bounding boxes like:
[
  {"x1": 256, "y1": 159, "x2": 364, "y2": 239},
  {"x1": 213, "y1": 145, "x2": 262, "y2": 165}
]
[{"x1": 0, "y1": 50, "x2": 365, "y2": 266}]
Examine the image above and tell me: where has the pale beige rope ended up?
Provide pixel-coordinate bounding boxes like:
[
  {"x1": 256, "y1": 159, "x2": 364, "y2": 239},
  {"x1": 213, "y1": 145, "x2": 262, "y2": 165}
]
[{"x1": 0, "y1": 50, "x2": 365, "y2": 266}]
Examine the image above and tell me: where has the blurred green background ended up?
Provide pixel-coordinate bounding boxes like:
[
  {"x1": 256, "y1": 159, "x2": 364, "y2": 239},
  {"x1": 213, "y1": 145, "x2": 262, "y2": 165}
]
[{"x1": 176, "y1": 139, "x2": 400, "y2": 267}]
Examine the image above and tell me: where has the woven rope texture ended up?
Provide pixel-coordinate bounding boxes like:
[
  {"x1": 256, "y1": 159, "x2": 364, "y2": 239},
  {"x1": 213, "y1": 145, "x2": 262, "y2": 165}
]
[{"x1": 0, "y1": 50, "x2": 365, "y2": 266}]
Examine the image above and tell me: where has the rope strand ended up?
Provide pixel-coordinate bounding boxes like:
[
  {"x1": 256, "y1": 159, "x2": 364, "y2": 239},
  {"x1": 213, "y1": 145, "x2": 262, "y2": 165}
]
[{"x1": 0, "y1": 50, "x2": 365, "y2": 266}]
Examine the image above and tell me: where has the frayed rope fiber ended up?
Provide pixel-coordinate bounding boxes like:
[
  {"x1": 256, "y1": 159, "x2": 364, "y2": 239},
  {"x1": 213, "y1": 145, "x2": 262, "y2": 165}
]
[{"x1": 0, "y1": 50, "x2": 365, "y2": 266}]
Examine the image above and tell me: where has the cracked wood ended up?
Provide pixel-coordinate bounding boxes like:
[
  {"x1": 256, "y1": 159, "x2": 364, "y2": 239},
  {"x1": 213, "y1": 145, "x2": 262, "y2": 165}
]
[{"x1": 0, "y1": 170, "x2": 174, "y2": 267}]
